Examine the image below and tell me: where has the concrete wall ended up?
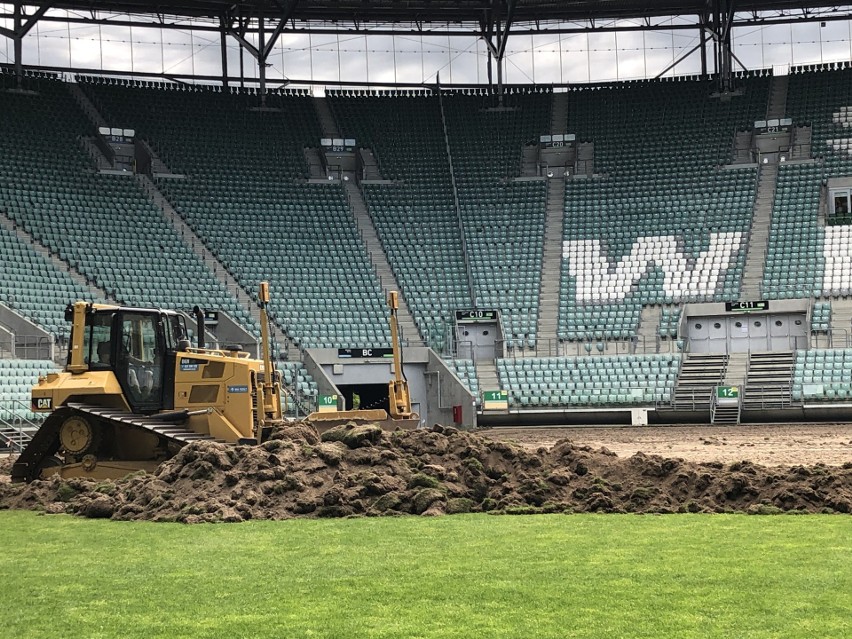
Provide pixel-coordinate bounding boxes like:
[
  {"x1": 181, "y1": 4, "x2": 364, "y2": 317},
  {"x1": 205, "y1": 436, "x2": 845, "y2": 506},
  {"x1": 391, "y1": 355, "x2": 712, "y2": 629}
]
[
  {"x1": 305, "y1": 347, "x2": 465, "y2": 426},
  {"x1": 215, "y1": 312, "x2": 258, "y2": 356},
  {"x1": 301, "y1": 349, "x2": 341, "y2": 399},
  {"x1": 0, "y1": 304, "x2": 54, "y2": 359},
  {"x1": 425, "y1": 351, "x2": 477, "y2": 429}
]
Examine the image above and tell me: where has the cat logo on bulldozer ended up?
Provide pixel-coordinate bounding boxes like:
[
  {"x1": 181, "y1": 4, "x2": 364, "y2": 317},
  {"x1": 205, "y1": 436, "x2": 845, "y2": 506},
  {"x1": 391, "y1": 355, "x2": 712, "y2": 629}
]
[{"x1": 33, "y1": 397, "x2": 52, "y2": 410}]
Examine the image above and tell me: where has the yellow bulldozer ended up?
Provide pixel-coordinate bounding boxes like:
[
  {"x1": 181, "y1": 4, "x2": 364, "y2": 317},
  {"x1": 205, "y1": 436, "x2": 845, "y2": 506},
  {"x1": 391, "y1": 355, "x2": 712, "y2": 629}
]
[
  {"x1": 304, "y1": 290, "x2": 419, "y2": 430},
  {"x1": 12, "y1": 285, "x2": 416, "y2": 483}
]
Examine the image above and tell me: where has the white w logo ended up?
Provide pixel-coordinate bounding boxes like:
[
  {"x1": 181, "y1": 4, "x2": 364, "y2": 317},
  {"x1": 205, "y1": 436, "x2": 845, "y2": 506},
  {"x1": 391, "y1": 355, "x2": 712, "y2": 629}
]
[{"x1": 564, "y1": 232, "x2": 745, "y2": 303}]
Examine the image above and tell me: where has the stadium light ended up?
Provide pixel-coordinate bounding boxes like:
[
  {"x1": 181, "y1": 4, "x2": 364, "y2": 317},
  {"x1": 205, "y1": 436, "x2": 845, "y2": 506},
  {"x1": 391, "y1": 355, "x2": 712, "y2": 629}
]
[
  {"x1": 547, "y1": 170, "x2": 554, "y2": 178},
  {"x1": 780, "y1": 155, "x2": 787, "y2": 162}
]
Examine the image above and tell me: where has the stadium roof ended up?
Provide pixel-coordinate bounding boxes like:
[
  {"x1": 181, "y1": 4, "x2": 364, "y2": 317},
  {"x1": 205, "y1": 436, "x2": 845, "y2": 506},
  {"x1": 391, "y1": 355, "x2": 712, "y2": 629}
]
[{"x1": 34, "y1": 1, "x2": 852, "y2": 27}]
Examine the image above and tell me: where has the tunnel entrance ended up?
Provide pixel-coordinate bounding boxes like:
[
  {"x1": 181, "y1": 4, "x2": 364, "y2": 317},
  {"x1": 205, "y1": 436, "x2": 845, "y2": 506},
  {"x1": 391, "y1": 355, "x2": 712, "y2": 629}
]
[{"x1": 337, "y1": 383, "x2": 389, "y2": 413}]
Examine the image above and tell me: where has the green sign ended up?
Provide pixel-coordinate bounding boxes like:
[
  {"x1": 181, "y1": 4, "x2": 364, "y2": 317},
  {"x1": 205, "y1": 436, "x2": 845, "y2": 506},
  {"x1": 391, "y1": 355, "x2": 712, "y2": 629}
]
[
  {"x1": 318, "y1": 394, "x2": 338, "y2": 412},
  {"x1": 483, "y1": 390, "x2": 508, "y2": 402},
  {"x1": 482, "y1": 390, "x2": 509, "y2": 410},
  {"x1": 716, "y1": 386, "x2": 739, "y2": 399}
]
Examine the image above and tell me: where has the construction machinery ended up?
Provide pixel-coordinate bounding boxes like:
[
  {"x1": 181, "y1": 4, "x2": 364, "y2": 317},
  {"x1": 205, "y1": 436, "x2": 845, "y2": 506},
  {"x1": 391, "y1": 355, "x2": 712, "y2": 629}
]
[
  {"x1": 12, "y1": 283, "x2": 283, "y2": 483},
  {"x1": 305, "y1": 290, "x2": 419, "y2": 431}
]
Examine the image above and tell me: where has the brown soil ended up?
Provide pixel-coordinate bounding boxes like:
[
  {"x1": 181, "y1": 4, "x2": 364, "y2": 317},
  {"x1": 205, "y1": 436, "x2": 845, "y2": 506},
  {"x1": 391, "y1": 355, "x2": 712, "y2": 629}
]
[
  {"x1": 1, "y1": 421, "x2": 851, "y2": 522},
  {"x1": 480, "y1": 424, "x2": 852, "y2": 467}
]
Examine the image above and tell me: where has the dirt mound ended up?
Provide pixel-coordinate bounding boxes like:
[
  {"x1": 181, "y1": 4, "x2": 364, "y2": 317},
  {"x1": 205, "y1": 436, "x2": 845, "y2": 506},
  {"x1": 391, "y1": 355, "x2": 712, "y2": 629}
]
[{"x1": 1, "y1": 422, "x2": 851, "y2": 522}]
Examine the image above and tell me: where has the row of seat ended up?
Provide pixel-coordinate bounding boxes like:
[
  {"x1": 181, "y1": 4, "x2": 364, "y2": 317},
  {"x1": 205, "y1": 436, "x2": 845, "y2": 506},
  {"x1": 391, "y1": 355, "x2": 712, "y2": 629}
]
[{"x1": 0, "y1": 359, "x2": 58, "y2": 421}]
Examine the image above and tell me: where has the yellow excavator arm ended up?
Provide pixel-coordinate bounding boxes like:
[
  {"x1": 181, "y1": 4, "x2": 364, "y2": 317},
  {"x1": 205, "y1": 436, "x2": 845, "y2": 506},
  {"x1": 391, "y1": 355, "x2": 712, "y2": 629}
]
[{"x1": 387, "y1": 291, "x2": 413, "y2": 419}]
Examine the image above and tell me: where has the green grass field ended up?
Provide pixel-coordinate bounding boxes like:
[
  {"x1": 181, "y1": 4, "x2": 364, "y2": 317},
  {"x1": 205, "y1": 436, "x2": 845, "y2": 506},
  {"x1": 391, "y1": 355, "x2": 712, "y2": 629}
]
[{"x1": 0, "y1": 511, "x2": 849, "y2": 638}]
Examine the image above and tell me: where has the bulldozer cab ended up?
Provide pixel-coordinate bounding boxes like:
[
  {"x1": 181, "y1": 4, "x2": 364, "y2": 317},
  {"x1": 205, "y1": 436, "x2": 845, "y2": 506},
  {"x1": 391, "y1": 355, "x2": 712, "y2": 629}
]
[{"x1": 76, "y1": 306, "x2": 187, "y2": 414}]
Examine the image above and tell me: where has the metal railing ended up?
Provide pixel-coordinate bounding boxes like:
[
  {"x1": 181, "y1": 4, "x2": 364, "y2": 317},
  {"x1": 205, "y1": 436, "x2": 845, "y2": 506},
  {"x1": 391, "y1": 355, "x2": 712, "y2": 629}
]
[
  {"x1": 0, "y1": 398, "x2": 41, "y2": 453},
  {"x1": 439, "y1": 333, "x2": 687, "y2": 360},
  {"x1": 809, "y1": 328, "x2": 850, "y2": 349},
  {"x1": 0, "y1": 335, "x2": 56, "y2": 360},
  {"x1": 740, "y1": 383, "x2": 799, "y2": 410}
]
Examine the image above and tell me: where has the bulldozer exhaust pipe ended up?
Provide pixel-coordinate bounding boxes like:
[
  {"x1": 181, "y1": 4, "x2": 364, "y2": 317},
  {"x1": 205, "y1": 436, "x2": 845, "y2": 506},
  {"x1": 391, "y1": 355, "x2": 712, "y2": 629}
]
[{"x1": 193, "y1": 305, "x2": 205, "y2": 349}]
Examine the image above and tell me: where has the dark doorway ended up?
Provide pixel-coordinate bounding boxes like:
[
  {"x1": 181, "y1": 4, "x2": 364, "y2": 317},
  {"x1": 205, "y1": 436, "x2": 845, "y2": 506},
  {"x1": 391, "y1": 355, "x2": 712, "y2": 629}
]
[{"x1": 337, "y1": 384, "x2": 389, "y2": 413}]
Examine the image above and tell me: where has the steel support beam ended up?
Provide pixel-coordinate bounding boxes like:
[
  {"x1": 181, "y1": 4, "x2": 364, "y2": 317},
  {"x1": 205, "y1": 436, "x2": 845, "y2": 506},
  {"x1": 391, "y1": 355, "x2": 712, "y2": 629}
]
[
  {"x1": 2, "y1": 10, "x2": 851, "y2": 37},
  {"x1": 258, "y1": 15, "x2": 266, "y2": 105},
  {"x1": 224, "y1": 1, "x2": 297, "y2": 102},
  {"x1": 479, "y1": 0, "x2": 517, "y2": 105},
  {"x1": 1, "y1": 2, "x2": 54, "y2": 89},
  {"x1": 13, "y1": 2, "x2": 22, "y2": 86},
  {"x1": 220, "y1": 17, "x2": 229, "y2": 89},
  {"x1": 711, "y1": 0, "x2": 738, "y2": 92}
]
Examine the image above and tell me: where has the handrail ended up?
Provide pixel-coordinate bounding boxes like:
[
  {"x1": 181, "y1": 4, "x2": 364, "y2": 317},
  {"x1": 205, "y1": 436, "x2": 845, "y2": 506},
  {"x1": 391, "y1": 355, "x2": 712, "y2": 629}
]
[
  {"x1": 0, "y1": 398, "x2": 41, "y2": 452},
  {"x1": 435, "y1": 79, "x2": 477, "y2": 308},
  {"x1": 0, "y1": 335, "x2": 55, "y2": 360},
  {"x1": 810, "y1": 328, "x2": 850, "y2": 349}
]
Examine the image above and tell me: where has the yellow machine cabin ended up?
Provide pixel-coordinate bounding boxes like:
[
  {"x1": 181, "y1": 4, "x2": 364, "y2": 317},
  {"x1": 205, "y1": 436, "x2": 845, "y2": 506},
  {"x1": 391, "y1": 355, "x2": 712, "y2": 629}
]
[{"x1": 13, "y1": 287, "x2": 282, "y2": 483}]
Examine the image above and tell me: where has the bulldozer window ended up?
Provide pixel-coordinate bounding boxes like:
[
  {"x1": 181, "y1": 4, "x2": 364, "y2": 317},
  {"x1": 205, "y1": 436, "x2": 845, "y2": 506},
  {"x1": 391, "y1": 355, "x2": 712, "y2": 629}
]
[
  {"x1": 84, "y1": 312, "x2": 114, "y2": 370},
  {"x1": 166, "y1": 315, "x2": 188, "y2": 350},
  {"x1": 117, "y1": 313, "x2": 165, "y2": 411}
]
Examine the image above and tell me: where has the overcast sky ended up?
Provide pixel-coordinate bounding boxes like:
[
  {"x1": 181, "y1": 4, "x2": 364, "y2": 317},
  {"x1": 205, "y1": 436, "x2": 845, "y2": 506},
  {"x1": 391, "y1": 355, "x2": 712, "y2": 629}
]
[{"x1": 1, "y1": 6, "x2": 852, "y2": 89}]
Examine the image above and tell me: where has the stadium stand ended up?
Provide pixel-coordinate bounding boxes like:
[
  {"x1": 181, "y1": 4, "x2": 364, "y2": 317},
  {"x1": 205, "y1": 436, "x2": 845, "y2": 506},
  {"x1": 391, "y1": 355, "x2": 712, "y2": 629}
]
[
  {"x1": 496, "y1": 354, "x2": 681, "y2": 408},
  {"x1": 443, "y1": 90, "x2": 550, "y2": 348},
  {"x1": 763, "y1": 163, "x2": 824, "y2": 298},
  {"x1": 0, "y1": 359, "x2": 58, "y2": 422},
  {"x1": 811, "y1": 301, "x2": 832, "y2": 333},
  {"x1": 80, "y1": 79, "x2": 390, "y2": 349},
  {"x1": 327, "y1": 91, "x2": 471, "y2": 349},
  {"x1": 0, "y1": 74, "x2": 254, "y2": 332},
  {"x1": 278, "y1": 360, "x2": 319, "y2": 415},
  {"x1": 766, "y1": 66, "x2": 852, "y2": 299},
  {"x1": 445, "y1": 359, "x2": 481, "y2": 406},
  {"x1": 558, "y1": 76, "x2": 770, "y2": 343},
  {"x1": 792, "y1": 348, "x2": 852, "y2": 401},
  {"x1": 658, "y1": 307, "x2": 682, "y2": 339},
  {"x1": 4, "y1": 67, "x2": 852, "y2": 423},
  {"x1": 0, "y1": 225, "x2": 92, "y2": 337}
]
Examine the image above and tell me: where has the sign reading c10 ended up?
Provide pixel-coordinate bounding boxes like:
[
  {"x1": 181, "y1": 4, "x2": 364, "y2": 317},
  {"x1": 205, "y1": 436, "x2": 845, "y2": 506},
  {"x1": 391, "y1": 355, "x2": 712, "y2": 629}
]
[{"x1": 455, "y1": 309, "x2": 498, "y2": 323}]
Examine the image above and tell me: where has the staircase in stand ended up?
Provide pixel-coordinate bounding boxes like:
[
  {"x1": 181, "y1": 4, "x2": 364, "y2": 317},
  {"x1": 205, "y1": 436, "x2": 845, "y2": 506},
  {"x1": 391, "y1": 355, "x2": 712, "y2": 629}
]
[
  {"x1": 636, "y1": 306, "x2": 663, "y2": 354},
  {"x1": 134, "y1": 174, "x2": 295, "y2": 357},
  {"x1": 67, "y1": 82, "x2": 108, "y2": 129},
  {"x1": 535, "y1": 177, "x2": 565, "y2": 356},
  {"x1": 766, "y1": 74, "x2": 789, "y2": 120},
  {"x1": 304, "y1": 147, "x2": 326, "y2": 180},
  {"x1": 743, "y1": 351, "x2": 797, "y2": 409},
  {"x1": 475, "y1": 359, "x2": 499, "y2": 405},
  {"x1": 829, "y1": 298, "x2": 852, "y2": 348},
  {"x1": 790, "y1": 125, "x2": 812, "y2": 159},
  {"x1": 550, "y1": 91, "x2": 568, "y2": 133},
  {"x1": 0, "y1": 212, "x2": 105, "y2": 300},
  {"x1": 711, "y1": 399, "x2": 741, "y2": 424},
  {"x1": 672, "y1": 353, "x2": 728, "y2": 410},
  {"x1": 359, "y1": 148, "x2": 383, "y2": 180},
  {"x1": 313, "y1": 97, "x2": 341, "y2": 139},
  {"x1": 741, "y1": 163, "x2": 778, "y2": 299},
  {"x1": 342, "y1": 179, "x2": 422, "y2": 346}
]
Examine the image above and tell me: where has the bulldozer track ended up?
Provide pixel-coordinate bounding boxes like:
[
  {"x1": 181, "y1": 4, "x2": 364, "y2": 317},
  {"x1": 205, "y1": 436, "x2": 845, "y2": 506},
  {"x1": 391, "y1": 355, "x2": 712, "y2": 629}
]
[{"x1": 11, "y1": 402, "x2": 221, "y2": 483}]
